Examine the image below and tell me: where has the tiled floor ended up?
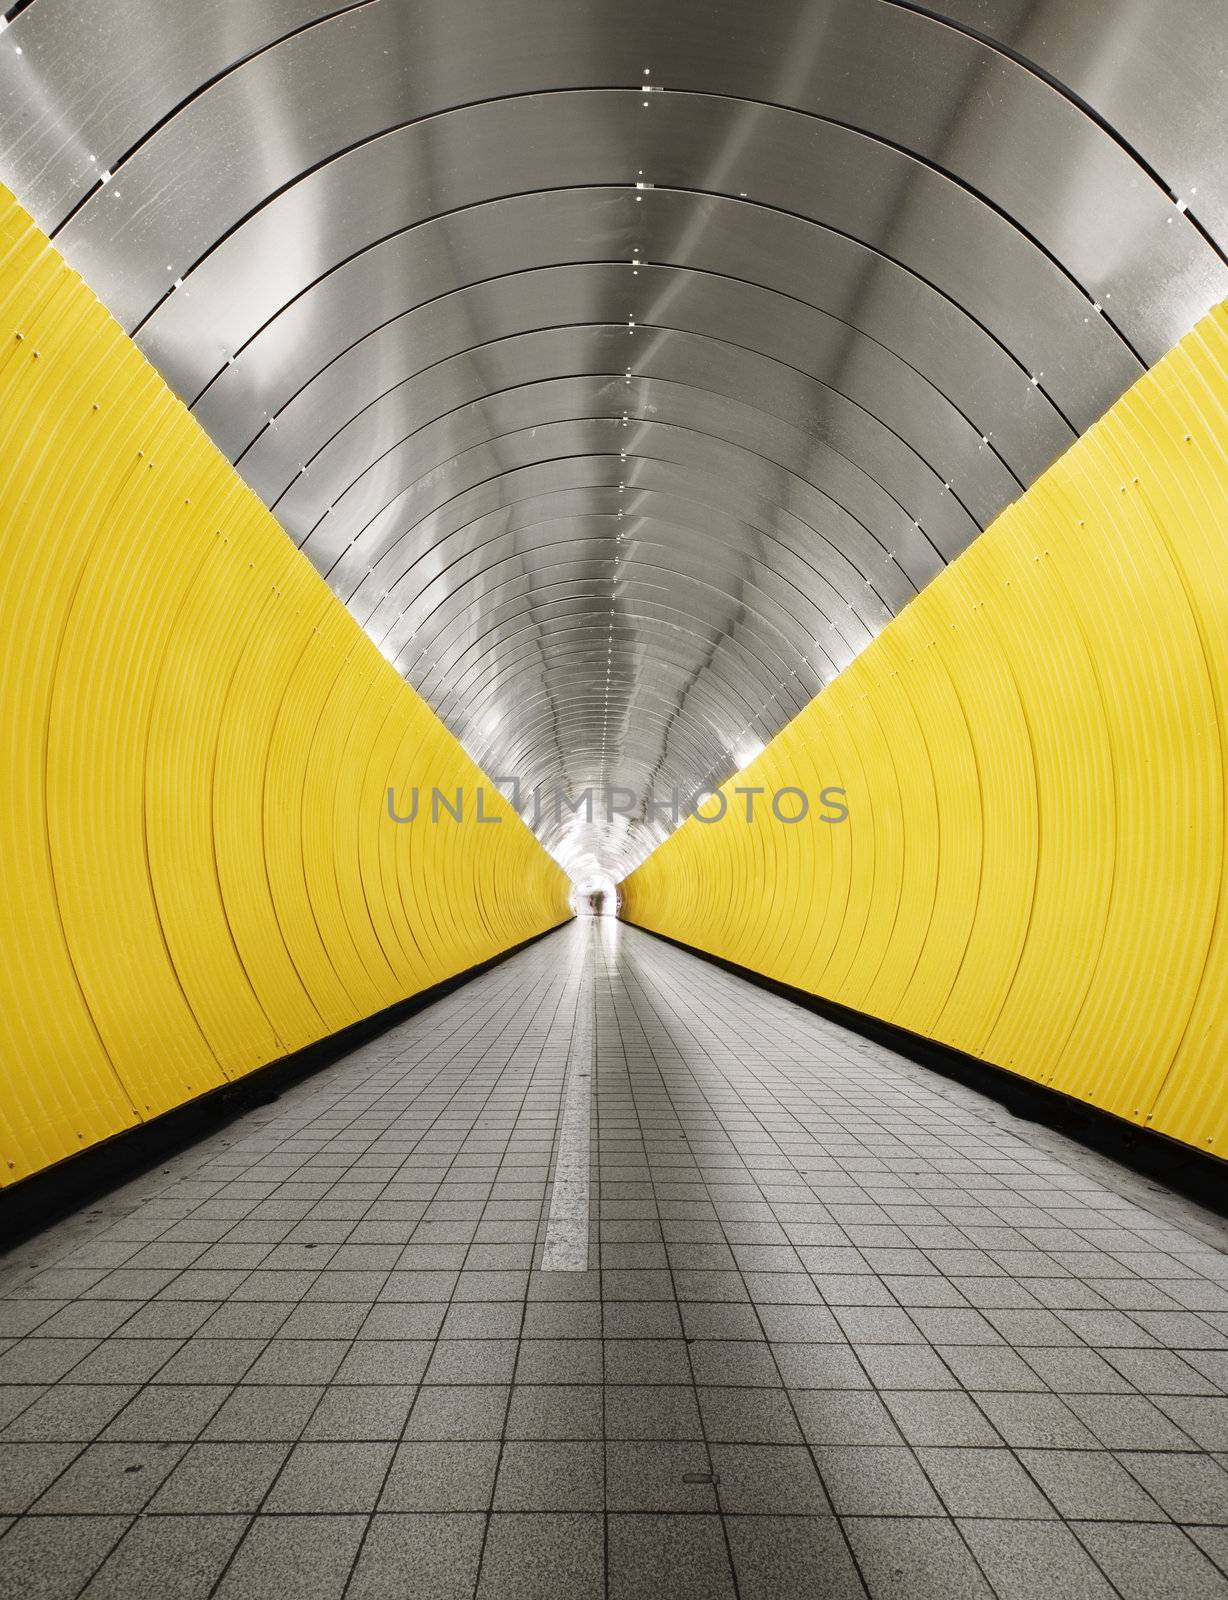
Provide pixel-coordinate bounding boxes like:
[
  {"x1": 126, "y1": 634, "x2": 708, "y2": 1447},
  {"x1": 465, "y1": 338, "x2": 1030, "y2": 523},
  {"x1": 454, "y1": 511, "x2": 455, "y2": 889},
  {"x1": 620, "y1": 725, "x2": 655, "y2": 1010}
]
[{"x1": 1, "y1": 918, "x2": 1227, "y2": 1598}]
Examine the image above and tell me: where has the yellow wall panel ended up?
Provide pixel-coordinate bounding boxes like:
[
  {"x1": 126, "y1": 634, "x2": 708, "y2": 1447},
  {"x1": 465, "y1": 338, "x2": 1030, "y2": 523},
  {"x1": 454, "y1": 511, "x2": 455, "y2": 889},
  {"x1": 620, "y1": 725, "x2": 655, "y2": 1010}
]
[
  {"x1": 0, "y1": 188, "x2": 570, "y2": 1187},
  {"x1": 623, "y1": 303, "x2": 1228, "y2": 1159}
]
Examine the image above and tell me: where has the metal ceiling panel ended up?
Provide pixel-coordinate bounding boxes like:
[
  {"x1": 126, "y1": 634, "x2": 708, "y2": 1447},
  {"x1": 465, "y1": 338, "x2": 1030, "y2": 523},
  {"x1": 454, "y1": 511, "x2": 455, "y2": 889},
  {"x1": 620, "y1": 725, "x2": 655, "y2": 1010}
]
[{"x1": 3, "y1": 0, "x2": 1224, "y2": 878}]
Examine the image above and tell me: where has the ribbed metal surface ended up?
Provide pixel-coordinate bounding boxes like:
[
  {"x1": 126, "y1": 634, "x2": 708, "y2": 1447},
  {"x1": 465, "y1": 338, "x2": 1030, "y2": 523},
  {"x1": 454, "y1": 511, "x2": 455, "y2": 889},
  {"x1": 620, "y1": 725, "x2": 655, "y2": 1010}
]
[
  {"x1": 0, "y1": 187, "x2": 568, "y2": 1184},
  {"x1": 2, "y1": 0, "x2": 1225, "y2": 879},
  {"x1": 623, "y1": 302, "x2": 1228, "y2": 1156}
]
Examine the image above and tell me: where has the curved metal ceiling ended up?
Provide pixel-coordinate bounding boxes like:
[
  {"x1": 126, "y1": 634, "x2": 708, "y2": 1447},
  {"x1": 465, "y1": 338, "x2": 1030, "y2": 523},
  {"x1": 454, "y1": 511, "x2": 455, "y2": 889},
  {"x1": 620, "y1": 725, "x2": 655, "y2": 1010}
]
[{"x1": 3, "y1": 0, "x2": 1226, "y2": 882}]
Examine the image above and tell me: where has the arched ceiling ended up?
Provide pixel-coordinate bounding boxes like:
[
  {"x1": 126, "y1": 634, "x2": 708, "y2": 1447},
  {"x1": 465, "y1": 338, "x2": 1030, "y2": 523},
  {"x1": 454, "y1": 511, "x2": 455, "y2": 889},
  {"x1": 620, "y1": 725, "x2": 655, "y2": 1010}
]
[{"x1": 3, "y1": 0, "x2": 1226, "y2": 882}]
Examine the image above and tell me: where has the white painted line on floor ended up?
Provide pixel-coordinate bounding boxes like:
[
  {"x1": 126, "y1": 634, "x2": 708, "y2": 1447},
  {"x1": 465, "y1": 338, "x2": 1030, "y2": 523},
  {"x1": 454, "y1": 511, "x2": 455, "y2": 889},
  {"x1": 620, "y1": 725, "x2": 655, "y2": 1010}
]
[{"x1": 542, "y1": 935, "x2": 594, "y2": 1271}]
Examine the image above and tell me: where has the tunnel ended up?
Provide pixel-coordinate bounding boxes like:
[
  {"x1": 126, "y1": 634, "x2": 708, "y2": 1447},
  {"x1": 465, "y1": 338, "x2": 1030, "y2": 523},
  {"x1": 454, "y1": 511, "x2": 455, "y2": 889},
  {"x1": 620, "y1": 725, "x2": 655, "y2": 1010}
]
[{"x1": 1, "y1": 1, "x2": 1227, "y2": 1594}]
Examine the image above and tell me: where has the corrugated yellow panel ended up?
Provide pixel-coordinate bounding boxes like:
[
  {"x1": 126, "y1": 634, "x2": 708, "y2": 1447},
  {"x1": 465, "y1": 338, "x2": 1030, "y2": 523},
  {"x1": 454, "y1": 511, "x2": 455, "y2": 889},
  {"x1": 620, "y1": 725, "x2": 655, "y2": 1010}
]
[
  {"x1": 0, "y1": 221, "x2": 140, "y2": 1181},
  {"x1": 0, "y1": 187, "x2": 570, "y2": 1186},
  {"x1": 624, "y1": 302, "x2": 1228, "y2": 1160}
]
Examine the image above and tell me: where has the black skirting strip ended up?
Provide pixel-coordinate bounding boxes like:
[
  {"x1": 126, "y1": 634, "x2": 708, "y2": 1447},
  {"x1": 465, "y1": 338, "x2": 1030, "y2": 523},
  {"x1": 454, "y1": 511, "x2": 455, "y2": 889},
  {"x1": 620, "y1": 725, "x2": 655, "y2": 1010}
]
[
  {"x1": 0, "y1": 921, "x2": 567, "y2": 1251},
  {"x1": 630, "y1": 923, "x2": 1228, "y2": 1220}
]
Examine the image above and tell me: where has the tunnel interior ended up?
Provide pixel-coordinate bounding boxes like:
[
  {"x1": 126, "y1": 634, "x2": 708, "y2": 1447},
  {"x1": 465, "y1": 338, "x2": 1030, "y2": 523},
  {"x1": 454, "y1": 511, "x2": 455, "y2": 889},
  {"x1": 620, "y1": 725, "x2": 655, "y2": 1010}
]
[
  {"x1": 1, "y1": 2, "x2": 1228, "y2": 1597},
  {"x1": 4, "y1": 0, "x2": 1227, "y2": 890}
]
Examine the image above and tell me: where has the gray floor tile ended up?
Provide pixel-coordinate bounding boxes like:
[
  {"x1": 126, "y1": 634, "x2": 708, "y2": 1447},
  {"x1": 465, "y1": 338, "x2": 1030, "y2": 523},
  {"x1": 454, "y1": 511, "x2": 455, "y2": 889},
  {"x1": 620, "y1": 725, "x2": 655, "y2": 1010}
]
[
  {"x1": 0, "y1": 1442, "x2": 80, "y2": 1514},
  {"x1": 601, "y1": 1299, "x2": 681, "y2": 1337},
  {"x1": 915, "y1": 1446, "x2": 1056, "y2": 1518},
  {"x1": 1016, "y1": 1448, "x2": 1166, "y2": 1520},
  {"x1": 958, "y1": 1518, "x2": 1117, "y2": 1599},
  {"x1": 7, "y1": 924, "x2": 1228, "y2": 1600},
  {"x1": 1188, "y1": 1525, "x2": 1228, "y2": 1577},
  {"x1": 359, "y1": 1303, "x2": 448, "y2": 1340},
  {"x1": 31, "y1": 1439, "x2": 185, "y2": 1513},
  {"x1": 712, "y1": 1442, "x2": 829, "y2": 1513},
  {"x1": 607, "y1": 1513, "x2": 734, "y2": 1600},
  {"x1": 346, "y1": 1514, "x2": 485, "y2": 1600},
  {"x1": 201, "y1": 1385, "x2": 323, "y2": 1442},
  {"x1": 0, "y1": 1384, "x2": 138, "y2": 1442},
  {"x1": 241, "y1": 1339, "x2": 349, "y2": 1385},
  {"x1": 682, "y1": 1303, "x2": 765, "y2": 1340},
  {"x1": 971, "y1": 1392, "x2": 1099, "y2": 1448},
  {"x1": 882, "y1": 1391, "x2": 1002, "y2": 1447},
  {"x1": 1021, "y1": 1347, "x2": 1135, "y2": 1393},
  {"x1": 148, "y1": 1441, "x2": 290, "y2": 1512},
  {"x1": 514, "y1": 1338, "x2": 603, "y2": 1385},
  {"x1": 196, "y1": 1304, "x2": 292, "y2": 1340},
  {"x1": 813, "y1": 1446, "x2": 945, "y2": 1516},
  {"x1": 697, "y1": 1385, "x2": 802, "y2": 1443},
  {"x1": 477, "y1": 1512, "x2": 604, "y2": 1600},
  {"x1": 336, "y1": 1340, "x2": 433, "y2": 1384},
  {"x1": 0, "y1": 1303, "x2": 64, "y2": 1339},
  {"x1": 493, "y1": 1440, "x2": 604, "y2": 1510},
  {"x1": 727, "y1": 1514, "x2": 866, "y2": 1597},
  {"x1": 79, "y1": 1513, "x2": 247, "y2": 1599},
  {"x1": 263, "y1": 1440, "x2": 394, "y2": 1512},
  {"x1": 102, "y1": 1384, "x2": 230, "y2": 1441},
  {"x1": 275, "y1": 1302, "x2": 368, "y2": 1340},
  {"x1": 604, "y1": 1338, "x2": 694, "y2": 1385},
  {"x1": 1065, "y1": 1392, "x2": 1199, "y2": 1450},
  {"x1": 301, "y1": 1383, "x2": 417, "y2": 1441},
  {"x1": 935, "y1": 1346, "x2": 1044, "y2": 1392},
  {"x1": 440, "y1": 1303, "x2": 524, "y2": 1340},
  {"x1": 1075, "y1": 1521, "x2": 1228, "y2": 1599},
  {"x1": 794, "y1": 1390, "x2": 903, "y2": 1445},
  {"x1": 424, "y1": 1339, "x2": 519, "y2": 1385},
  {"x1": 151, "y1": 1339, "x2": 264, "y2": 1384},
  {"x1": 0, "y1": 1339, "x2": 99, "y2": 1384},
  {"x1": 0, "y1": 1386, "x2": 45, "y2": 1432},
  {"x1": 407, "y1": 1385, "x2": 510, "y2": 1440},
  {"x1": 70, "y1": 1338, "x2": 184, "y2": 1383},
  {"x1": 605, "y1": 1440, "x2": 718, "y2": 1511},
  {"x1": 1153, "y1": 1395, "x2": 1228, "y2": 1450},
  {"x1": 0, "y1": 1514, "x2": 131, "y2": 1600},
  {"x1": 690, "y1": 1340, "x2": 782, "y2": 1387},
  {"x1": 843, "y1": 1515, "x2": 991, "y2": 1599},
  {"x1": 1114, "y1": 1449, "x2": 1228, "y2": 1521},
  {"x1": 834, "y1": 1307, "x2": 926, "y2": 1345},
  {"x1": 380, "y1": 1441, "x2": 500, "y2": 1511},
  {"x1": 212, "y1": 1513, "x2": 367, "y2": 1599},
  {"x1": 776, "y1": 1344, "x2": 871, "y2": 1389},
  {"x1": 522, "y1": 1302, "x2": 601, "y2": 1339}
]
